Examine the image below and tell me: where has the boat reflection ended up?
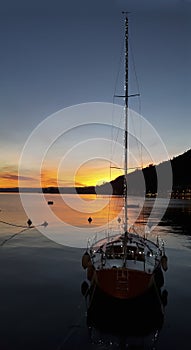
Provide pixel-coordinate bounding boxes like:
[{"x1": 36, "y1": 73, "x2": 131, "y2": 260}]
[{"x1": 81, "y1": 281, "x2": 168, "y2": 349}]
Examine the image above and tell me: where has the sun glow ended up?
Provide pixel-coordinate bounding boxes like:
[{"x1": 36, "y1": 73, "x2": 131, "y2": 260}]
[{"x1": 74, "y1": 159, "x2": 123, "y2": 187}]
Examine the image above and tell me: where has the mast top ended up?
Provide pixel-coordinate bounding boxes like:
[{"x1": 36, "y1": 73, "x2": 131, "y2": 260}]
[{"x1": 122, "y1": 11, "x2": 131, "y2": 16}]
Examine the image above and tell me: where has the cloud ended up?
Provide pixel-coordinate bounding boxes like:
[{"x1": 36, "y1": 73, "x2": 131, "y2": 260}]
[
  {"x1": 74, "y1": 181, "x2": 86, "y2": 187},
  {"x1": 0, "y1": 174, "x2": 35, "y2": 181},
  {"x1": 0, "y1": 166, "x2": 37, "y2": 187}
]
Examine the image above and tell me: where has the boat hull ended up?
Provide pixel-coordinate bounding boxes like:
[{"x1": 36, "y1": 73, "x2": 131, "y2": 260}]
[
  {"x1": 86, "y1": 282, "x2": 165, "y2": 337},
  {"x1": 90, "y1": 267, "x2": 155, "y2": 299}
]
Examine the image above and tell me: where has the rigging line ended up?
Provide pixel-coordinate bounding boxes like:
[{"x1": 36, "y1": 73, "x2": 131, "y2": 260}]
[
  {"x1": 110, "y1": 106, "x2": 124, "y2": 167},
  {"x1": 108, "y1": 106, "x2": 116, "y2": 229},
  {"x1": 109, "y1": 110, "x2": 124, "y2": 228},
  {"x1": 107, "y1": 162, "x2": 112, "y2": 230},
  {"x1": 129, "y1": 36, "x2": 141, "y2": 114},
  {"x1": 109, "y1": 110, "x2": 126, "y2": 230},
  {"x1": 112, "y1": 31, "x2": 125, "y2": 105},
  {"x1": 111, "y1": 20, "x2": 127, "y2": 174},
  {"x1": 108, "y1": 111, "x2": 124, "y2": 230},
  {"x1": 128, "y1": 36, "x2": 143, "y2": 169},
  {"x1": 111, "y1": 165, "x2": 142, "y2": 170},
  {"x1": 111, "y1": 30, "x2": 125, "y2": 165},
  {"x1": 109, "y1": 23, "x2": 126, "y2": 228}
]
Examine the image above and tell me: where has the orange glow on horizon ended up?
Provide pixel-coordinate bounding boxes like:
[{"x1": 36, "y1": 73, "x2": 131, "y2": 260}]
[
  {"x1": 0, "y1": 159, "x2": 148, "y2": 189},
  {"x1": 74, "y1": 160, "x2": 123, "y2": 187}
]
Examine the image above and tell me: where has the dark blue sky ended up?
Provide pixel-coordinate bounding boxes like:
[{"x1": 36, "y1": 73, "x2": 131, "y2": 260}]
[{"x1": 0, "y1": 0, "x2": 191, "y2": 186}]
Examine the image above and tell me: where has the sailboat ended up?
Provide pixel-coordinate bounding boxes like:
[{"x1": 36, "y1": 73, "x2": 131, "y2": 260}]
[{"x1": 82, "y1": 14, "x2": 168, "y2": 300}]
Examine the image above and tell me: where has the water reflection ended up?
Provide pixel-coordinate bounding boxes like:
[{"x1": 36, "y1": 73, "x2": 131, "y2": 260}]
[
  {"x1": 143, "y1": 198, "x2": 191, "y2": 235},
  {"x1": 1, "y1": 193, "x2": 191, "y2": 249},
  {"x1": 49, "y1": 194, "x2": 142, "y2": 228},
  {"x1": 162, "y1": 201, "x2": 191, "y2": 235},
  {"x1": 81, "y1": 281, "x2": 168, "y2": 349}
]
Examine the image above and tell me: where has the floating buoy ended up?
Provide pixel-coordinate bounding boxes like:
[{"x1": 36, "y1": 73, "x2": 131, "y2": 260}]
[
  {"x1": 27, "y1": 219, "x2": 32, "y2": 227},
  {"x1": 42, "y1": 221, "x2": 48, "y2": 227},
  {"x1": 82, "y1": 251, "x2": 91, "y2": 269},
  {"x1": 161, "y1": 254, "x2": 168, "y2": 271},
  {"x1": 88, "y1": 217, "x2": 92, "y2": 224}
]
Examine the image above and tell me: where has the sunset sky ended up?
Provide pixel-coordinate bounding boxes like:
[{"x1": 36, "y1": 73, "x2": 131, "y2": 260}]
[{"x1": 0, "y1": 0, "x2": 190, "y2": 188}]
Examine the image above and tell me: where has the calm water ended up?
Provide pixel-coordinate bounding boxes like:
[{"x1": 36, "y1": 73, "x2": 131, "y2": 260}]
[{"x1": 0, "y1": 193, "x2": 191, "y2": 349}]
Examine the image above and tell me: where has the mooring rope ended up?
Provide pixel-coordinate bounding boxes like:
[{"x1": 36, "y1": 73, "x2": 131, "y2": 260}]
[
  {"x1": 0, "y1": 228, "x2": 31, "y2": 246},
  {"x1": 0, "y1": 220, "x2": 48, "y2": 247},
  {"x1": 0, "y1": 219, "x2": 32, "y2": 228}
]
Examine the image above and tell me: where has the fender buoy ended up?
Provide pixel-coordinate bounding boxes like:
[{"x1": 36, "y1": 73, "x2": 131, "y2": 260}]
[
  {"x1": 82, "y1": 251, "x2": 91, "y2": 269},
  {"x1": 81, "y1": 281, "x2": 89, "y2": 296},
  {"x1": 161, "y1": 254, "x2": 168, "y2": 271},
  {"x1": 87, "y1": 262, "x2": 95, "y2": 281}
]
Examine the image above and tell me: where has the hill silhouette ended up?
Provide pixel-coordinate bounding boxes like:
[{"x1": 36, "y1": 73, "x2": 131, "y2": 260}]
[{"x1": 95, "y1": 148, "x2": 191, "y2": 198}]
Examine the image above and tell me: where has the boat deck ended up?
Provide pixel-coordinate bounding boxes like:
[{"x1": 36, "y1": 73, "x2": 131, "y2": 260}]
[
  {"x1": 90, "y1": 232, "x2": 162, "y2": 274},
  {"x1": 93, "y1": 254, "x2": 156, "y2": 273}
]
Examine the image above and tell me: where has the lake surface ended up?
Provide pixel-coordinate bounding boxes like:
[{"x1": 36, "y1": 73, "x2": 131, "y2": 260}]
[{"x1": 0, "y1": 193, "x2": 191, "y2": 349}]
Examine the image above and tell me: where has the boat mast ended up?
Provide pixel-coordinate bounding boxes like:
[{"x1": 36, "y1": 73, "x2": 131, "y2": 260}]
[{"x1": 124, "y1": 14, "x2": 128, "y2": 236}]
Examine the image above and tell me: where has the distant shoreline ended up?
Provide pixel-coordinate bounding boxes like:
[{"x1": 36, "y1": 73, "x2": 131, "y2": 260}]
[
  {"x1": 0, "y1": 187, "x2": 191, "y2": 200},
  {"x1": 0, "y1": 187, "x2": 96, "y2": 194}
]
